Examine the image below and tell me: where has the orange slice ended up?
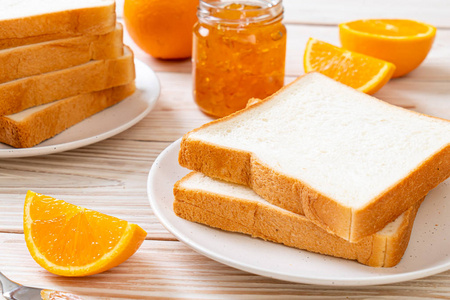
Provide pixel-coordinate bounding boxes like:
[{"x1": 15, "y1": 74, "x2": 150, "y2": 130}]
[
  {"x1": 24, "y1": 191, "x2": 147, "y2": 277},
  {"x1": 339, "y1": 19, "x2": 436, "y2": 77},
  {"x1": 303, "y1": 38, "x2": 395, "y2": 94}
]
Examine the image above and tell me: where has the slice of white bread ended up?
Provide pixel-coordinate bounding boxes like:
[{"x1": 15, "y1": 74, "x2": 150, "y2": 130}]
[
  {"x1": 179, "y1": 72, "x2": 450, "y2": 242},
  {"x1": 0, "y1": 81, "x2": 135, "y2": 148},
  {"x1": 0, "y1": 23, "x2": 124, "y2": 84},
  {"x1": 173, "y1": 172, "x2": 422, "y2": 267},
  {"x1": 0, "y1": 46, "x2": 135, "y2": 116},
  {"x1": 0, "y1": 0, "x2": 116, "y2": 50}
]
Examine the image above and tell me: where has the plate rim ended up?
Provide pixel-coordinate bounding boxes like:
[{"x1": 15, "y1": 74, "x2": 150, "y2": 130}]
[
  {"x1": 0, "y1": 59, "x2": 160, "y2": 158},
  {"x1": 147, "y1": 138, "x2": 450, "y2": 286}
]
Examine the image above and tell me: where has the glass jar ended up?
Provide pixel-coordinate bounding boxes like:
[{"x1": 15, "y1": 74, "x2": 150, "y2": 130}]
[{"x1": 193, "y1": 0, "x2": 287, "y2": 118}]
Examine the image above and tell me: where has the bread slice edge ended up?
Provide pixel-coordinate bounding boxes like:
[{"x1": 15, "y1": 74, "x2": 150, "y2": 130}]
[
  {"x1": 173, "y1": 172, "x2": 422, "y2": 267},
  {"x1": 179, "y1": 72, "x2": 449, "y2": 242},
  {"x1": 0, "y1": 81, "x2": 136, "y2": 148}
]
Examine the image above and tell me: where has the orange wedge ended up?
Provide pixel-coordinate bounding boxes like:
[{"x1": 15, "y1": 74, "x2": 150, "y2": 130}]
[
  {"x1": 24, "y1": 191, "x2": 147, "y2": 277},
  {"x1": 339, "y1": 19, "x2": 436, "y2": 77},
  {"x1": 303, "y1": 38, "x2": 395, "y2": 94}
]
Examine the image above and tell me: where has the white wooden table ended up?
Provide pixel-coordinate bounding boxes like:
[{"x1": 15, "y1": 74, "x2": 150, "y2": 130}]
[{"x1": 1, "y1": 0, "x2": 449, "y2": 298}]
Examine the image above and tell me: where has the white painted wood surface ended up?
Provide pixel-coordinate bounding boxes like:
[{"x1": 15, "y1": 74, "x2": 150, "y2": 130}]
[{"x1": 1, "y1": 0, "x2": 449, "y2": 298}]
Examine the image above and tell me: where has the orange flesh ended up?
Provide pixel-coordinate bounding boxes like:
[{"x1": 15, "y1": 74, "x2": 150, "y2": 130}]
[
  {"x1": 345, "y1": 19, "x2": 430, "y2": 37},
  {"x1": 29, "y1": 194, "x2": 127, "y2": 267},
  {"x1": 306, "y1": 39, "x2": 391, "y2": 91}
]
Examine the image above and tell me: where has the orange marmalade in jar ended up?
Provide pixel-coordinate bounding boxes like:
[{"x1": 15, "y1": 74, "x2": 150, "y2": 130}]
[{"x1": 193, "y1": 0, "x2": 286, "y2": 117}]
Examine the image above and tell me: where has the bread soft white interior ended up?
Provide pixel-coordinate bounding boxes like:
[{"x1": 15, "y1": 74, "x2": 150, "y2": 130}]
[{"x1": 188, "y1": 72, "x2": 450, "y2": 209}]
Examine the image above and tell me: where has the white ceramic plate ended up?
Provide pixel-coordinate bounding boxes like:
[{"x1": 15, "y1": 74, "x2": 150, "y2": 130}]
[
  {"x1": 147, "y1": 139, "x2": 450, "y2": 286},
  {"x1": 0, "y1": 59, "x2": 160, "y2": 158}
]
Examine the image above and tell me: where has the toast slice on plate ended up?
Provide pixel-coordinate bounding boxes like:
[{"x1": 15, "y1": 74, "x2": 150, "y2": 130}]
[
  {"x1": 0, "y1": 46, "x2": 135, "y2": 116},
  {"x1": 0, "y1": 81, "x2": 135, "y2": 148},
  {"x1": 0, "y1": 0, "x2": 116, "y2": 50},
  {"x1": 173, "y1": 172, "x2": 422, "y2": 267},
  {"x1": 0, "y1": 23, "x2": 124, "y2": 84},
  {"x1": 179, "y1": 72, "x2": 450, "y2": 242}
]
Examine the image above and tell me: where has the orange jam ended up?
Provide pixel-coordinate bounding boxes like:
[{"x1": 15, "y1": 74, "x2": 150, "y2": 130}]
[{"x1": 193, "y1": 0, "x2": 286, "y2": 117}]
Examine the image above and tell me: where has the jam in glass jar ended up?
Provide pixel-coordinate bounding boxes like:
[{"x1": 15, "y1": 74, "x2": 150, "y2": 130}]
[{"x1": 193, "y1": 0, "x2": 286, "y2": 117}]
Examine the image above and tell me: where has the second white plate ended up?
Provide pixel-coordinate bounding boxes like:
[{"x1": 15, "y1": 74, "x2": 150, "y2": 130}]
[
  {"x1": 0, "y1": 59, "x2": 160, "y2": 158},
  {"x1": 147, "y1": 139, "x2": 450, "y2": 286}
]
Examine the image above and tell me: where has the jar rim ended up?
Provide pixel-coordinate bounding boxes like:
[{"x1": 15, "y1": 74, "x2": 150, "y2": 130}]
[
  {"x1": 198, "y1": 0, "x2": 284, "y2": 26},
  {"x1": 200, "y1": 0, "x2": 282, "y2": 11}
]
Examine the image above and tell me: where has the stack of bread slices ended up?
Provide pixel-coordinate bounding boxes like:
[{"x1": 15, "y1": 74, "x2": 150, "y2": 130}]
[
  {"x1": 0, "y1": 0, "x2": 136, "y2": 148},
  {"x1": 175, "y1": 72, "x2": 450, "y2": 267}
]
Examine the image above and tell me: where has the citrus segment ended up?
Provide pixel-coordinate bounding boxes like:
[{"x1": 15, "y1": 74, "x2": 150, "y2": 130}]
[
  {"x1": 339, "y1": 19, "x2": 436, "y2": 77},
  {"x1": 303, "y1": 38, "x2": 395, "y2": 94},
  {"x1": 24, "y1": 191, "x2": 147, "y2": 277}
]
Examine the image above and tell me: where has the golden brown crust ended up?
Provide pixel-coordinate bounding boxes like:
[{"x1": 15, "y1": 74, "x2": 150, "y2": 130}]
[
  {"x1": 173, "y1": 173, "x2": 257, "y2": 235},
  {"x1": 249, "y1": 158, "x2": 306, "y2": 215},
  {"x1": 179, "y1": 137, "x2": 447, "y2": 242},
  {"x1": 0, "y1": 81, "x2": 135, "y2": 148},
  {"x1": 179, "y1": 73, "x2": 450, "y2": 242},
  {"x1": 174, "y1": 201, "x2": 254, "y2": 236},
  {"x1": 350, "y1": 145, "x2": 450, "y2": 241},
  {"x1": 382, "y1": 198, "x2": 422, "y2": 267},
  {"x1": 173, "y1": 173, "x2": 423, "y2": 267},
  {"x1": 0, "y1": 24, "x2": 123, "y2": 84},
  {"x1": 301, "y1": 190, "x2": 353, "y2": 240},
  {"x1": 0, "y1": 46, "x2": 135, "y2": 116},
  {"x1": 0, "y1": 3, "x2": 116, "y2": 49},
  {"x1": 179, "y1": 138, "x2": 253, "y2": 185}
]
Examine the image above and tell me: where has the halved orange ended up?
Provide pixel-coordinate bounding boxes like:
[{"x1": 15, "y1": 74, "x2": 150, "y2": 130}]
[
  {"x1": 339, "y1": 19, "x2": 436, "y2": 77},
  {"x1": 304, "y1": 38, "x2": 396, "y2": 94},
  {"x1": 24, "y1": 191, "x2": 147, "y2": 277}
]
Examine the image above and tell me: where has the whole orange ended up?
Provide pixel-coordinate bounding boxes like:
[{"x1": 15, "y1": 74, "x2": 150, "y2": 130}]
[{"x1": 124, "y1": 0, "x2": 198, "y2": 59}]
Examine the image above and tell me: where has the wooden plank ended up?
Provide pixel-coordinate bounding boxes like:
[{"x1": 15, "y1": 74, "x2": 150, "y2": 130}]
[
  {"x1": 283, "y1": 0, "x2": 450, "y2": 28},
  {"x1": 116, "y1": 0, "x2": 450, "y2": 28},
  {"x1": 0, "y1": 140, "x2": 175, "y2": 240},
  {"x1": 0, "y1": 233, "x2": 449, "y2": 299},
  {"x1": 375, "y1": 80, "x2": 450, "y2": 120}
]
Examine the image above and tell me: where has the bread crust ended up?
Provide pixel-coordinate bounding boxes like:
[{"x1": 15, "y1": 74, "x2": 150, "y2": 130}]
[
  {"x1": 173, "y1": 173, "x2": 422, "y2": 267},
  {"x1": 0, "y1": 2, "x2": 116, "y2": 49},
  {"x1": 179, "y1": 72, "x2": 450, "y2": 242},
  {"x1": 0, "y1": 46, "x2": 135, "y2": 116},
  {"x1": 0, "y1": 81, "x2": 135, "y2": 148},
  {"x1": 382, "y1": 204, "x2": 419, "y2": 267},
  {"x1": 180, "y1": 132, "x2": 448, "y2": 242},
  {"x1": 349, "y1": 145, "x2": 450, "y2": 241},
  {"x1": 179, "y1": 139, "x2": 253, "y2": 185},
  {"x1": 0, "y1": 24, "x2": 123, "y2": 84}
]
